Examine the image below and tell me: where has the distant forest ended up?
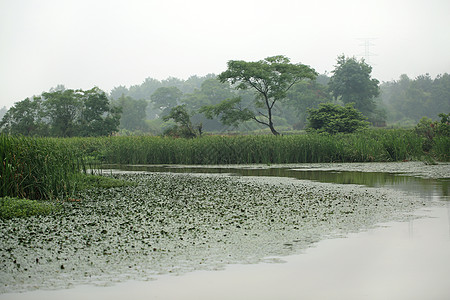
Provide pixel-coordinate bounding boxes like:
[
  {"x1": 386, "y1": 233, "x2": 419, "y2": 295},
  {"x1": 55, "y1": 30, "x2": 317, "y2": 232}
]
[
  {"x1": 1, "y1": 69, "x2": 449, "y2": 136},
  {"x1": 105, "y1": 72, "x2": 449, "y2": 134}
]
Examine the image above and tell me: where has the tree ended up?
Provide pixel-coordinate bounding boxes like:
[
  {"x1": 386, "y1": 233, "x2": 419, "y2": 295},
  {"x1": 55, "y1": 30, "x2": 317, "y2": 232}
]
[
  {"x1": 285, "y1": 78, "x2": 332, "y2": 129},
  {"x1": 328, "y1": 55, "x2": 380, "y2": 117},
  {"x1": 115, "y1": 95, "x2": 148, "y2": 131},
  {"x1": 78, "y1": 87, "x2": 122, "y2": 136},
  {"x1": 151, "y1": 86, "x2": 182, "y2": 117},
  {"x1": 201, "y1": 55, "x2": 317, "y2": 135},
  {"x1": 0, "y1": 97, "x2": 48, "y2": 135},
  {"x1": 42, "y1": 89, "x2": 82, "y2": 137},
  {"x1": 162, "y1": 105, "x2": 200, "y2": 138},
  {"x1": 307, "y1": 102, "x2": 369, "y2": 134},
  {"x1": 1, "y1": 87, "x2": 121, "y2": 137}
]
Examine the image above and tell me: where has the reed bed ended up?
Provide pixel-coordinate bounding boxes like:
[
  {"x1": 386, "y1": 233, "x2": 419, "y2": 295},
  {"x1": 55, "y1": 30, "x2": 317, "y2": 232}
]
[
  {"x1": 0, "y1": 129, "x2": 441, "y2": 201},
  {"x1": 0, "y1": 134, "x2": 85, "y2": 200},
  {"x1": 74, "y1": 129, "x2": 425, "y2": 165},
  {"x1": 431, "y1": 136, "x2": 450, "y2": 161}
]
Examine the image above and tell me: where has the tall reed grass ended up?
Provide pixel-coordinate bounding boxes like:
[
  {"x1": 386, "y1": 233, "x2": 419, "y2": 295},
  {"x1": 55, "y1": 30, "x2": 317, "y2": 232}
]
[
  {"x1": 73, "y1": 129, "x2": 424, "y2": 165},
  {"x1": 431, "y1": 136, "x2": 450, "y2": 161},
  {"x1": 0, "y1": 134, "x2": 85, "y2": 200},
  {"x1": 0, "y1": 129, "x2": 433, "y2": 201}
]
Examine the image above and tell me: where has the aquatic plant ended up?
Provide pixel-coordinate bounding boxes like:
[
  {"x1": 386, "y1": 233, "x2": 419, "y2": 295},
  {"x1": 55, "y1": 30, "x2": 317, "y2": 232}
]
[
  {"x1": 87, "y1": 129, "x2": 424, "y2": 165},
  {"x1": 0, "y1": 197, "x2": 58, "y2": 219},
  {"x1": 0, "y1": 171, "x2": 431, "y2": 292},
  {"x1": 0, "y1": 134, "x2": 85, "y2": 200}
]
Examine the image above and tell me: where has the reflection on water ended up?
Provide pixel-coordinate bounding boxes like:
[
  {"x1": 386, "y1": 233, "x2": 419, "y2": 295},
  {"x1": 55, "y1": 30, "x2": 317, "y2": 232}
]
[{"x1": 102, "y1": 164, "x2": 450, "y2": 200}]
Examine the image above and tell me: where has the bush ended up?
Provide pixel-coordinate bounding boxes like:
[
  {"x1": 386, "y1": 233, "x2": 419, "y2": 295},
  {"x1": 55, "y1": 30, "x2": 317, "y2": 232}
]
[
  {"x1": 414, "y1": 113, "x2": 450, "y2": 160},
  {"x1": 307, "y1": 103, "x2": 370, "y2": 134}
]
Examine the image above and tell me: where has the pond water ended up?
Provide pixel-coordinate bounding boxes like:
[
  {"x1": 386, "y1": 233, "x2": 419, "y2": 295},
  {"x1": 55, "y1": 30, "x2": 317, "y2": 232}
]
[
  {"x1": 101, "y1": 163, "x2": 450, "y2": 199},
  {"x1": 1, "y1": 162, "x2": 449, "y2": 299}
]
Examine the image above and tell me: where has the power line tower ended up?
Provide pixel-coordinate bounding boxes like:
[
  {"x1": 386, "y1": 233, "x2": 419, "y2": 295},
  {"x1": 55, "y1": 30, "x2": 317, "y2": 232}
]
[{"x1": 357, "y1": 38, "x2": 377, "y2": 65}]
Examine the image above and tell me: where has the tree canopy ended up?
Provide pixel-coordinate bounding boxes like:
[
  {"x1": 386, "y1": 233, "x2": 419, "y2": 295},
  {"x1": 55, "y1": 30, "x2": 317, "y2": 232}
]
[
  {"x1": 328, "y1": 55, "x2": 380, "y2": 117},
  {"x1": 201, "y1": 55, "x2": 317, "y2": 135},
  {"x1": 380, "y1": 73, "x2": 450, "y2": 124},
  {"x1": 151, "y1": 86, "x2": 183, "y2": 117},
  {"x1": 113, "y1": 95, "x2": 148, "y2": 132},
  {"x1": 1, "y1": 87, "x2": 121, "y2": 137}
]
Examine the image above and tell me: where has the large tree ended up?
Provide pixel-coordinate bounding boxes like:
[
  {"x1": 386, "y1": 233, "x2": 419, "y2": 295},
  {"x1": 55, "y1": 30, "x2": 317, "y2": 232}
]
[
  {"x1": 0, "y1": 97, "x2": 48, "y2": 136},
  {"x1": 1, "y1": 87, "x2": 121, "y2": 137},
  {"x1": 77, "y1": 87, "x2": 122, "y2": 136},
  {"x1": 201, "y1": 55, "x2": 317, "y2": 135},
  {"x1": 328, "y1": 55, "x2": 380, "y2": 117}
]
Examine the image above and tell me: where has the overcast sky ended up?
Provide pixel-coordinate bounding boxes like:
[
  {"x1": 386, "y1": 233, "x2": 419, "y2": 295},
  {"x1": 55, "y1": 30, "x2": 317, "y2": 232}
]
[{"x1": 1, "y1": 0, "x2": 449, "y2": 109}]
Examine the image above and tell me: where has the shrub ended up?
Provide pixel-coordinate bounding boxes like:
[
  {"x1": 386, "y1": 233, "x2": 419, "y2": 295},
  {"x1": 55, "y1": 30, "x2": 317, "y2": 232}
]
[
  {"x1": 414, "y1": 113, "x2": 450, "y2": 159},
  {"x1": 307, "y1": 103, "x2": 370, "y2": 134}
]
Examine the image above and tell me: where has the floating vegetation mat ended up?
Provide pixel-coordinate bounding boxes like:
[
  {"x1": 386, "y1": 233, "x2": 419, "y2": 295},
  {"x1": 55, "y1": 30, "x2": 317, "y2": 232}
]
[{"x1": 0, "y1": 172, "x2": 432, "y2": 293}]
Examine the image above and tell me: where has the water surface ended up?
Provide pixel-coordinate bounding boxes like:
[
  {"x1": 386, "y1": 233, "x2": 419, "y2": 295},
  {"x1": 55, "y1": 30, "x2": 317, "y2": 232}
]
[{"x1": 1, "y1": 162, "x2": 449, "y2": 299}]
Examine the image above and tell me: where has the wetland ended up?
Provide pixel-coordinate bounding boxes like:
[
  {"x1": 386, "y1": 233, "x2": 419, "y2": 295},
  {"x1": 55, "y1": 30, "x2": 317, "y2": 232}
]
[{"x1": 1, "y1": 162, "x2": 449, "y2": 297}]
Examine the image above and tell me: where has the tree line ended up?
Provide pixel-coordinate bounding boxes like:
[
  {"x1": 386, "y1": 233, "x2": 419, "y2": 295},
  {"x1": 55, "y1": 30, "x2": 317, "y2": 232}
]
[
  {"x1": 0, "y1": 87, "x2": 120, "y2": 137},
  {"x1": 1, "y1": 54, "x2": 448, "y2": 137}
]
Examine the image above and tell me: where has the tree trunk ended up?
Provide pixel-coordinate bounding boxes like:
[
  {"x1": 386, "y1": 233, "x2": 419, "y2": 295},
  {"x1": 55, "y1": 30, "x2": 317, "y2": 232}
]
[
  {"x1": 269, "y1": 124, "x2": 280, "y2": 135},
  {"x1": 267, "y1": 105, "x2": 279, "y2": 136}
]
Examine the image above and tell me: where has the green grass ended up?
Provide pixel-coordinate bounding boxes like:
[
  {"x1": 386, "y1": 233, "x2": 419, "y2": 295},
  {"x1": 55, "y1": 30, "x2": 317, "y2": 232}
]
[
  {"x1": 0, "y1": 134, "x2": 87, "y2": 200},
  {"x1": 73, "y1": 173, "x2": 136, "y2": 190},
  {"x1": 0, "y1": 197, "x2": 58, "y2": 219},
  {"x1": 0, "y1": 129, "x2": 445, "y2": 207},
  {"x1": 74, "y1": 129, "x2": 424, "y2": 165},
  {"x1": 432, "y1": 136, "x2": 450, "y2": 161}
]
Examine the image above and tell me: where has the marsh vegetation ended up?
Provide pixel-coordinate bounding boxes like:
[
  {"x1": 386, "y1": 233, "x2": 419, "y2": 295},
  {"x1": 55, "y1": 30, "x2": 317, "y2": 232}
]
[
  {"x1": 2, "y1": 165, "x2": 447, "y2": 293},
  {"x1": 0, "y1": 129, "x2": 448, "y2": 294}
]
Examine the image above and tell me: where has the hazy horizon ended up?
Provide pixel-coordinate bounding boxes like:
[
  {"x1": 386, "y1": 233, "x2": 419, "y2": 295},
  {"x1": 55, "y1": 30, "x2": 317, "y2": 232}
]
[{"x1": 1, "y1": 0, "x2": 449, "y2": 109}]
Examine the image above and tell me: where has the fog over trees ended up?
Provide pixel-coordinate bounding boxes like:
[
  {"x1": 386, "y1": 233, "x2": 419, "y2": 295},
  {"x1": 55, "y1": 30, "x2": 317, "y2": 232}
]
[{"x1": 1, "y1": 55, "x2": 449, "y2": 136}]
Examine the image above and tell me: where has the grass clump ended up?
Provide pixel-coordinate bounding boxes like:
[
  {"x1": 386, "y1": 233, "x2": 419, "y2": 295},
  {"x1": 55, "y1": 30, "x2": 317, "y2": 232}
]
[
  {"x1": 84, "y1": 128, "x2": 424, "y2": 165},
  {"x1": 73, "y1": 173, "x2": 136, "y2": 190},
  {"x1": 1, "y1": 134, "x2": 85, "y2": 200},
  {"x1": 0, "y1": 197, "x2": 58, "y2": 219}
]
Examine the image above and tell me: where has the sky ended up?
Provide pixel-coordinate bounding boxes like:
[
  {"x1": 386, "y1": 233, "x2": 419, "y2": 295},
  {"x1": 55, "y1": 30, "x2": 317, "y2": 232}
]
[{"x1": 1, "y1": 0, "x2": 449, "y2": 109}]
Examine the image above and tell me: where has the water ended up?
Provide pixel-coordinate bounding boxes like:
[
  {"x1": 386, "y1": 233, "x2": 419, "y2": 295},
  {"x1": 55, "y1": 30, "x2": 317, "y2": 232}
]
[
  {"x1": 2, "y1": 163, "x2": 449, "y2": 299},
  {"x1": 102, "y1": 163, "x2": 449, "y2": 199}
]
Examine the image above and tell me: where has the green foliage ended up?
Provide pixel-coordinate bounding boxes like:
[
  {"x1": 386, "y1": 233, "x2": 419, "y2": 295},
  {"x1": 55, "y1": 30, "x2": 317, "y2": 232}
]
[
  {"x1": 307, "y1": 103, "x2": 370, "y2": 134},
  {"x1": 1, "y1": 87, "x2": 121, "y2": 137},
  {"x1": 73, "y1": 174, "x2": 135, "y2": 190},
  {"x1": 214, "y1": 55, "x2": 318, "y2": 135},
  {"x1": 200, "y1": 97, "x2": 255, "y2": 128},
  {"x1": 432, "y1": 136, "x2": 450, "y2": 161},
  {"x1": 162, "y1": 105, "x2": 200, "y2": 138},
  {"x1": 380, "y1": 73, "x2": 450, "y2": 124},
  {"x1": 110, "y1": 74, "x2": 217, "y2": 102},
  {"x1": 285, "y1": 79, "x2": 332, "y2": 129},
  {"x1": 414, "y1": 113, "x2": 450, "y2": 160},
  {"x1": 0, "y1": 197, "x2": 57, "y2": 219},
  {"x1": 114, "y1": 95, "x2": 148, "y2": 131},
  {"x1": 85, "y1": 129, "x2": 423, "y2": 165},
  {"x1": 151, "y1": 86, "x2": 183, "y2": 116},
  {"x1": 77, "y1": 88, "x2": 122, "y2": 136},
  {"x1": 328, "y1": 55, "x2": 380, "y2": 117},
  {"x1": 0, "y1": 97, "x2": 48, "y2": 136},
  {"x1": 414, "y1": 117, "x2": 435, "y2": 151},
  {"x1": 0, "y1": 134, "x2": 86, "y2": 200}
]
